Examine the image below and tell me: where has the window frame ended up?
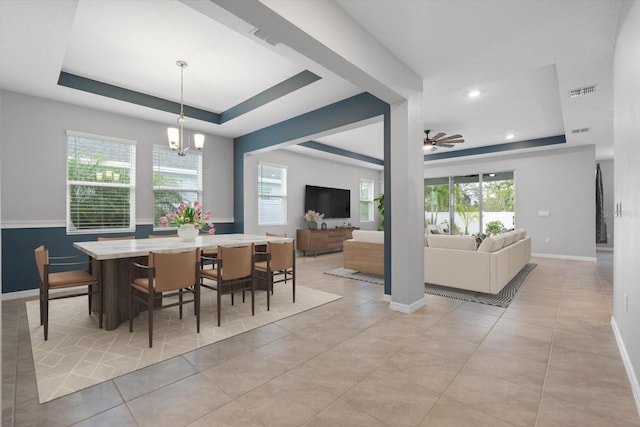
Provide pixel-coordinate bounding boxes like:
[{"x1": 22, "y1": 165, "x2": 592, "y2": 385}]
[
  {"x1": 66, "y1": 130, "x2": 136, "y2": 235},
  {"x1": 359, "y1": 178, "x2": 375, "y2": 222},
  {"x1": 258, "y1": 162, "x2": 288, "y2": 226},
  {"x1": 152, "y1": 144, "x2": 203, "y2": 230}
]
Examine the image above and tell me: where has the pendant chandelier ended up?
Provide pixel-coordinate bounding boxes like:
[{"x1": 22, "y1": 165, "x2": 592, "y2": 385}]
[{"x1": 167, "y1": 60, "x2": 204, "y2": 156}]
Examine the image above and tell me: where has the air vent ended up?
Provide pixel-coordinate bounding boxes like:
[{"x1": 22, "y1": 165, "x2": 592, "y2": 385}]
[
  {"x1": 251, "y1": 28, "x2": 280, "y2": 46},
  {"x1": 571, "y1": 128, "x2": 590, "y2": 134},
  {"x1": 569, "y1": 85, "x2": 598, "y2": 98}
]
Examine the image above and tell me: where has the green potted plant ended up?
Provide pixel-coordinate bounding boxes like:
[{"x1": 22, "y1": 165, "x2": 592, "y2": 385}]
[{"x1": 485, "y1": 220, "x2": 504, "y2": 235}]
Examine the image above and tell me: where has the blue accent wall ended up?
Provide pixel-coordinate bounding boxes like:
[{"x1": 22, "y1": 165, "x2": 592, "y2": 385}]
[
  {"x1": 424, "y1": 135, "x2": 566, "y2": 161},
  {"x1": 1, "y1": 223, "x2": 236, "y2": 294},
  {"x1": 58, "y1": 72, "x2": 220, "y2": 124},
  {"x1": 58, "y1": 70, "x2": 321, "y2": 126},
  {"x1": 298, "y1": 140, "x2": 383, "y2": 166},
  {"x1": 221, "y1": 71, "x2": 321, "y2": 123}
]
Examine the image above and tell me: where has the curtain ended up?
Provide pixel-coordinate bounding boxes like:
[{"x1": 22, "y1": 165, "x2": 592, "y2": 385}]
[{"x1": 596, "y1": 163, "x2": 607, "y2": 243}]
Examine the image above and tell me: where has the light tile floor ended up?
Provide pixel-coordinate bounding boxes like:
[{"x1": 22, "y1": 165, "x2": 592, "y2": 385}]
[{"x1": 3, "y1": 252, "x2": 639, "y2": 426}]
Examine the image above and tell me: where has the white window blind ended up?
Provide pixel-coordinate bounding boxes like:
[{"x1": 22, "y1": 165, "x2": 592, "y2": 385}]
[
  {"x1": 153, "y1": 146, "x2": 203, "y2": 227},
  {"x1": 258, "y1": 163, "x2": 287, "y2": 226},
  {"x1": 66, "y1": 131, "x2": 136, "y2": 234},
  {"x1": 360, "y1": 178, "x2": 374, "y2": 222}
]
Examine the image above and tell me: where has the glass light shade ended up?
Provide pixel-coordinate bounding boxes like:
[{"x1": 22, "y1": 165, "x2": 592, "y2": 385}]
[
  {"x1": 194, "y1": 133, "x2": 204, "y2": 150},
  {"x1": 113, "y1": 173, "x2": 120, "y2": 181},
  {"x1": 96, "y1": 172, "x2": 103, "y2": 181},
  {"x1": 105, "y1": 170, "x2": 113, "y2": 179},
  {"x1": 167, "y1": 127, "x2": 179, "y2": 150}
]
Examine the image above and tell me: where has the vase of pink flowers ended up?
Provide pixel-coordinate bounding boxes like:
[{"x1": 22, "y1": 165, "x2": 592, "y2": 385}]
[{"x1": 160, "y1": 201, "x2": 215, "y2": 241}]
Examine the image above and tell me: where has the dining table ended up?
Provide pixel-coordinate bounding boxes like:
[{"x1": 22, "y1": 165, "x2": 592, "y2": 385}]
[{"x1": 73, "y1": 233, "x2": 292, "y2": 330}]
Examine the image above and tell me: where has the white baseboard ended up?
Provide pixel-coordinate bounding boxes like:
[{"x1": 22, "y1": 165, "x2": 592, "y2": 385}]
[
  {"x1": 389, "y1": 296, "x2": 424, "y2": 313},
  {"x1": 531, "y1": 253, "x2": 597, "y2": 262},
  {"x1": 382, "y1": 294, "x2": 391, "y2": 302},
  {"x1": 611, "y1": 316, "x2": 640, "y2": 417}
]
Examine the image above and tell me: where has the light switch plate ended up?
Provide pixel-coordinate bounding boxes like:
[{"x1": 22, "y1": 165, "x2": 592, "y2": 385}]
[{"x1": 538, "y1": 210, "x2": 550, "y2": 217}]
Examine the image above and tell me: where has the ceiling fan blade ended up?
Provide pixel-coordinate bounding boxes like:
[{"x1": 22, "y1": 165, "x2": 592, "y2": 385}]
[
  {"x1": 438, "y1": 143, "x2": 455, "y2": 148},
  {"x1": 435, "y1": 134, "x2": 463, "y2": 143},
  {"x1": 441, "y1": 139, "x2": 464, "y2": 144},
  {"x1": 431, "y1": 132, "x2": 446, "y2": 141}
]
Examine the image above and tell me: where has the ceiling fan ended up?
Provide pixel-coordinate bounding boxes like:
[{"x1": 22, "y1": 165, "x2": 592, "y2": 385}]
[{"x1": 424, "y1": 130, "x2": 465, "y2": 151}]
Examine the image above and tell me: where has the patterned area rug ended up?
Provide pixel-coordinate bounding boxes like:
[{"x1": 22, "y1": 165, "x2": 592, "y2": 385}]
[
  {"x1": 325, "y1": 263, "x2": 536, "y2": 308},
  {"x1": 26, "y1": 282, "x2": 341, "y2": 403}
]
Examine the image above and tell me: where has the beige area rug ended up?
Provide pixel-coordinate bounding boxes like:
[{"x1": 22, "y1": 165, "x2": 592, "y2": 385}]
[{"x1": 26, "y1": 282, "x2": 341, "y2": 403}]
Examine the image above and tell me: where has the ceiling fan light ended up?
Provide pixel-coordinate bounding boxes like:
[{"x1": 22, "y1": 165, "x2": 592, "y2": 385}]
[
  {"x1": 194, "y1": 133, "x2": 204, "y2": 149},
  {"x1": 506, "y1": 133, "x2": 515, "y2": 140}
]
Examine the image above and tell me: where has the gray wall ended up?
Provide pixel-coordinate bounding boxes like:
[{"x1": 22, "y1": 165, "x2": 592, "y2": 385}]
[
  {"x1": 613, "y1": 0, "x2": 640, "y2": 407},
  {"x1": 0, "y1": 90, "x2": 234, "y2": 227},
  {"x1": 597, "y1": 159, "x2": 614, "y2": 249},
  {"x1": 243, "y1": 149, "x2": 383, "y2": 238},
  {"x1": 424, "y1": 145, "x2": 596, "y2": 259}
]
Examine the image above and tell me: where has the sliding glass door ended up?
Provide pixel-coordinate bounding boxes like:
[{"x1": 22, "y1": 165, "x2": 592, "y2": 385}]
[
  {"x1": 424, "y1": 177, "x2": 450, "y2": 233},
  {"x1": 425, "y1": 171, "x2": 515, "y2": 236},
  {"x1": 453, "y1": 175, "x2": 480, "y2": 235},
  {"x1": 481, "y1": 171, "x2": 515, "y2": 234}
]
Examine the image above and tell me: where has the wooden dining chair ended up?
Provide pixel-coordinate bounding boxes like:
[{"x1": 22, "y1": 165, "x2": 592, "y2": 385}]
[
  {"x1": 34, "y1": 245, "x2": 102, "y2": 340},
  {"x1": 148, "y1": 233, "x2": 178, "y2": 238},
  {"x1": 201, "y1": 244, "x2": 255, "y2": 326},
  {"x1": 129, "y1": 249, "x2": 200, "y2": 347},
  {"x1": 255, "y1": 240, "x2": 296, "y2": 310}
]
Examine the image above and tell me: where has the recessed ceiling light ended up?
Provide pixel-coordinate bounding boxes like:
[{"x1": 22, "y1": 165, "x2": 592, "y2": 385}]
[
  {"x1": 489, "y1": 173, "x2": 496, "y2": 177},
  {"x1": 506, "y1": 133, "x2": 515, "y2": 140},
  {"x1": 467, "y1": 89, "x2": 481, "y2": 98}
]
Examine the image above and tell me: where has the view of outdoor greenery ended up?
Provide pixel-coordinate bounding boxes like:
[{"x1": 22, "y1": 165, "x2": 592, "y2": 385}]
[
  {"x1": 153, "y1": 147, "x2": 202, "y2": 227},
  {"x1": 67, "y1": 136, "x2": 134, "y2": 231},
  {"x1": 425, "y1": 172, "x2": 514, "y2": 235}
]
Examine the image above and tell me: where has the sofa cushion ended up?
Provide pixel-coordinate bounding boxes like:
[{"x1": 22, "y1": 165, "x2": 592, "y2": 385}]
[
  {"x1": 351, "y1": 230, "x2": 384, "y2": 244},
  {"x1": 517, "y1": 228, "x2": 527, "y2": 240},
  {"x1": 427, "y1": 235, "x2": 477, "y2": 251},
  {"x1": 477, "y1": 234, "x2": 505, "y2": 253},
  {"x1": 501, "y1": 231, "x2": 517, "y2": 246}
]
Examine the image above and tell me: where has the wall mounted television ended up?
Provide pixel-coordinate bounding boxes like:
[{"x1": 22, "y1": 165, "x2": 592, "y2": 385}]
[{"x1": 304, "y1": 185, "x2": 351, "y2": 219}]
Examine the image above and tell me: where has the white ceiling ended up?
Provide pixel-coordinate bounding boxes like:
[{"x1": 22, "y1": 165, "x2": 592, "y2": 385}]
[{"x1": 0, "y1": 0, "x2": 628, "y2": 166}]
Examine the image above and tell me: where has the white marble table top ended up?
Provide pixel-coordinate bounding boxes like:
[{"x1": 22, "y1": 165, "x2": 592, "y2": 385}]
[{"x1": 73, "y1": 234, "x2": 292, "y2": 260}]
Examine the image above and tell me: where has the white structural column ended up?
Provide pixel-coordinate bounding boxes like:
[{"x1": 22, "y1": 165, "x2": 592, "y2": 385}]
[
  {"x1": 200, "y1": 0, "x2": 426, "y2": 312},
  {"x1": 388, "y1": 92, "x2": 426, "y2": 312}
]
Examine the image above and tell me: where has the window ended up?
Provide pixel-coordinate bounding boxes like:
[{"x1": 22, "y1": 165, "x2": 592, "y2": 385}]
[
  {"x1": 258, "y1": 163, "x2": 287, "y2": 225},
  {"x1": 67, "y1": 131, "x2": 136, "y2": 233},
  {"x1": 153, "y1": 146, "x2": 202, "y2": 228},
  {"x1": 360, "y1": 178, "x2": 375, "y2": 222},
  {"x1": 425, "y1": 171, "x2": 515, "y2": 235}
]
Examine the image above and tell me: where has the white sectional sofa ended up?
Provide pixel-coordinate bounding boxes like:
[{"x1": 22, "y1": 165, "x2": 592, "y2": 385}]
[
  {"x1": 343, "y1": 229, "x2": 531, "y2": 295},
  {"x1": 424, "y1": 230, "x2": 531, "y2": 294}
]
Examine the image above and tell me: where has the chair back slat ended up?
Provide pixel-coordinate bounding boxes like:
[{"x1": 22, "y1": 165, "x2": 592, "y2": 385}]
[
  {"x1": 268, "y1": 241, "x2": 294, "y2": 271},
  {"x1": 218, "y1": 244, "x2": 253, "y2": 280},
  {"x1": 151, "y1": 250, "x2": 197, "y2": 292},
  {"x1": 34, "y1": 245, "x2": 48, "y2": 284}
]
